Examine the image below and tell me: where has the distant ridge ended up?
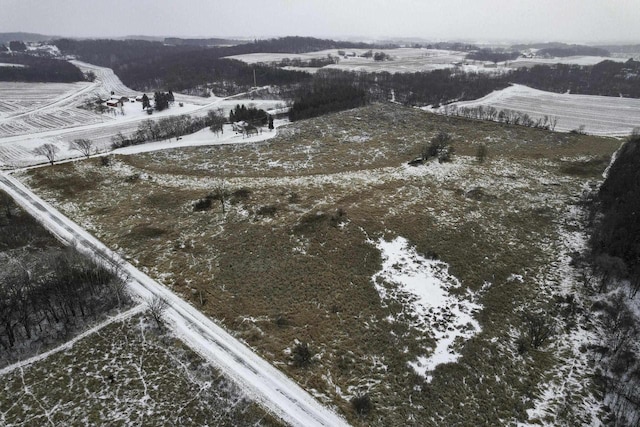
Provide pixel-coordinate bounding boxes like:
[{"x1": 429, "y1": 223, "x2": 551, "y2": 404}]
[
  {"x1": 0, "y1": 32, "x2": 56, "y2": 44},
  {"x1": 164, "y1": 37, "x2": 251, "y2": 47}
]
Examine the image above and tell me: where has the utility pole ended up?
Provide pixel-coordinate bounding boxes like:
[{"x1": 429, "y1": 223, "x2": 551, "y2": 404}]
[{"x1": 253, "y1": 68, "x2": 257, "y2": 88}]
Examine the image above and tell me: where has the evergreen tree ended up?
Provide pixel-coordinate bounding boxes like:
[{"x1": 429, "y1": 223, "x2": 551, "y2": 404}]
[
  {"x1": 154, "y1": 92, "x2": 169, "y2": 111},
  {"x1": 141, "y1": 93, "x2": 150, "y2": 110}
]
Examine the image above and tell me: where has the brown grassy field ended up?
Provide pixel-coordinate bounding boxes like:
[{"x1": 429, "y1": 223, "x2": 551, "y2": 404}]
[{"x1": 22, "y1": 103, "x2": 621, "y2": 425}]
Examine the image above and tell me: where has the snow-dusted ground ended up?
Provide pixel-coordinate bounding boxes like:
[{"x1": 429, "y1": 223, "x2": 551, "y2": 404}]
[
  {"x1": 0, "y1": 60, "x2": 349, "y2": 425},
  {"x1": 0, "y1": 171, "x2": 348, "y2": 427},
  {"x1": 433, "y1": 84, "x2": 640, "y2": 136},
  {"x1": 372, "y1": 237, "x2": 482, "y2": 382},
  {"x1": 0, "y1": 304, "x2": 145, "y2": 377}
]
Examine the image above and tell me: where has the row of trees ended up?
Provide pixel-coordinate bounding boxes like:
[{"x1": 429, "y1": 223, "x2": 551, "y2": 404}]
[
  {"x1": 33, "y1": 110, "x2": 227, "y2": 165},
  {"x1": 274, "y1": 55, "x2": 338, "y2": 68},
  {"x1": 438, "y1": 104, "x2": 558, "y2": 130},
  {"x1": 111, "y1": 110, "x2": 226, "y2": 148}
]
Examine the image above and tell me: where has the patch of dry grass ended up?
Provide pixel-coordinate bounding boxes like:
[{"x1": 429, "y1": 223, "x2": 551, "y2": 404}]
[{"x1": 21, "y1": 103, "x2": 621, "y2": 426}]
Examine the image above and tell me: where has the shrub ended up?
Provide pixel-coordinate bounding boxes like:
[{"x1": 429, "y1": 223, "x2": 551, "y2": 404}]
[
  {"x1": 257, "y1": 205, "x2": 278, "y2": 217},
  {"x1": 351, "y1": 393, "x2": 373, "y2": 417},
  {"x1": 523, "y1": 312, "x2": 555, "y2": 349},
  {"x1": 476, "y1": 144, "x2": 488, "y2": 163},
  {"x1": 292, "y1": 342, "x2": 313, "y2": 367},
  {"x1": 422, "y1": 131, "x2": 455, "y2": 163},
  {"x1": 330, "y1": 207, "x2": 347, "y2": 226},
  {"x1": 193, "y1": 197, "x2": 213, "y2": 212},
  {"x1": 231, "y1": 188, "x2": 251, "y2": 203}
]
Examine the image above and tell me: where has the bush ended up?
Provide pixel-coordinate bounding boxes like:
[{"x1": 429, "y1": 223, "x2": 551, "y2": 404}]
[
  {"x1": 476, "y1": 144, "x2": 488, "y2": 163},
  {"x1": 523, "y1": 312, "x2": 554, "y2": 349},
  {"x1": 351, "y1": 393, "x2": 373, "y2": 417},
  {"x1": 257, "y1": 205, "x2": 278, "y2": 217},
  {"x1": 292, "y1": 342, "x2": 313, "y2": 367},
  {"x1": 193, "y1": 197, "x2": 213, "y2": 212},
  {"x1": 422, "y1": 131, "x2": 455, "y2": 163}
]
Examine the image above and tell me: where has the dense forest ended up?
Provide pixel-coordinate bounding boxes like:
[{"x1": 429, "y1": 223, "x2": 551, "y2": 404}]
[
  {"x1": 536, "y1": 45, "x2": 610, "y2": 57},
  {"x1": 512, "y1": 60, "x2": 640, "y2": 97},
  {"x1": 591, "y1": 131, "x2": 640, "y2": 269},
  {"x1": 0, "y1": 191, "x2": 129, "y2": 364},
  {"x1": 585, "y1": 131, "x2": 640, "y2": 426},
  {"x1": 288, "y1": 82, "x2": 367, "y2": 121},
  {"x1": 466, "y1": 49, "x2": 520, "y2": 63},
  {"x1": 300, "y1": 58, "x2": 640, "y2": 108},
  {"x1": 0, "y1": 53, "x2": 85, "y2": 82}
]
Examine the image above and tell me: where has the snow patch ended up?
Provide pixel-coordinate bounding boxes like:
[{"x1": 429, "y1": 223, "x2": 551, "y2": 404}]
[{"x1": 371, "y1": 236, "x2": 482, "y2": 381}]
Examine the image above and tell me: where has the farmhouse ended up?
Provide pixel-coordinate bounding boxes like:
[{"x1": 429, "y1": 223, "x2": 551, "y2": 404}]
[{"x1": 105, "y1": 99, "x2": 121, "y2": 107}]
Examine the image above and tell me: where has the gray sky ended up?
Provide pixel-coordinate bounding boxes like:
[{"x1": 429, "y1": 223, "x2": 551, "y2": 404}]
[{"x1": 1, "y1": 0, "x2": 639, "y2": 43}]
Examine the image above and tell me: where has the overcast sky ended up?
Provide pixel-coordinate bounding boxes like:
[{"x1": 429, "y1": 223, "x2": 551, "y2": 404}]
[{"x1": 1, "y1": 0, "x2": 639, "y2": 43}]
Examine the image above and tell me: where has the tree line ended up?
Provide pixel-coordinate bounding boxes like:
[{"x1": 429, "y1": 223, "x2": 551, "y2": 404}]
[
  {"x1": 438, "y1": 104, "x2": 558, "y2": 130},
  {"x1": 111, "y1": 110, "x2": 226, "y2": 148},
  {"x1": 288, "y1": 81, "x2": 367, "y2": 122},
  {"x1": 582, "y1": 130, "x2": 640, "y2": 425},
  {"x1": 466, "y1": 49, "x2": 520, "y2": 63},
  {"x1": 301, "y1": 59, "x2": 640, "y2": 111}
]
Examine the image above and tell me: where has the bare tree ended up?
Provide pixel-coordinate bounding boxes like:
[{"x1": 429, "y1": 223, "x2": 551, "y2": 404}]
[
  {"x1": 212, "y1": 180, "x2": 229, "y2": 214},
  {"x1": 69, "y1": 138, "x2": 94, "y2": 158},
  {"x1": 147, "y1": 295, "x2": 169, "y2": 329},
  {"x1": 524, "y1": 312, "x2": 555, "y2": 349},
  {"x1": 32, "y1": 143, "x2": 60, "y2": 165}
]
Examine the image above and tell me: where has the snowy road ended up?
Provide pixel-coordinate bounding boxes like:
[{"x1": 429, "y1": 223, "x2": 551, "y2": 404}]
[{"x1": 0, "y1": 171, "x2": 349, "y2": 427}]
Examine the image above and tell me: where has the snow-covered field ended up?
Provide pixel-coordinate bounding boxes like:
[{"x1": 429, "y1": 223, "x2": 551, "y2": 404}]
[
  {"x1": 0, "y1": 60, "x2": 287, "y2": 168},
  {"x1": 227, "y1": 47, "x2": 631, "y2": 75},
  {"x1": 437, "y1": 84, "x2": 640, "y2": 136},
  {"x1": 508, "y1": 55, "x2": 629, "y2": 68},
  {"x1": 0, "y1": 81, "x2": 93, "y2": 118},
  {"x1": 226, "y1": 48, "x2": 473, "y2": 74}
]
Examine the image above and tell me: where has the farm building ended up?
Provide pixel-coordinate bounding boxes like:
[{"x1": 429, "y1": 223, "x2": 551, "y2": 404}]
[
  {"x1": 265, "y1": 107, "x2": 290, "y2": 119},
  {"x1": 106, "y1": 99, "x2": 121, "y2": 107},
  {"x1": 110, "y1": 95, "x2": 129, "y2": 103}
]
